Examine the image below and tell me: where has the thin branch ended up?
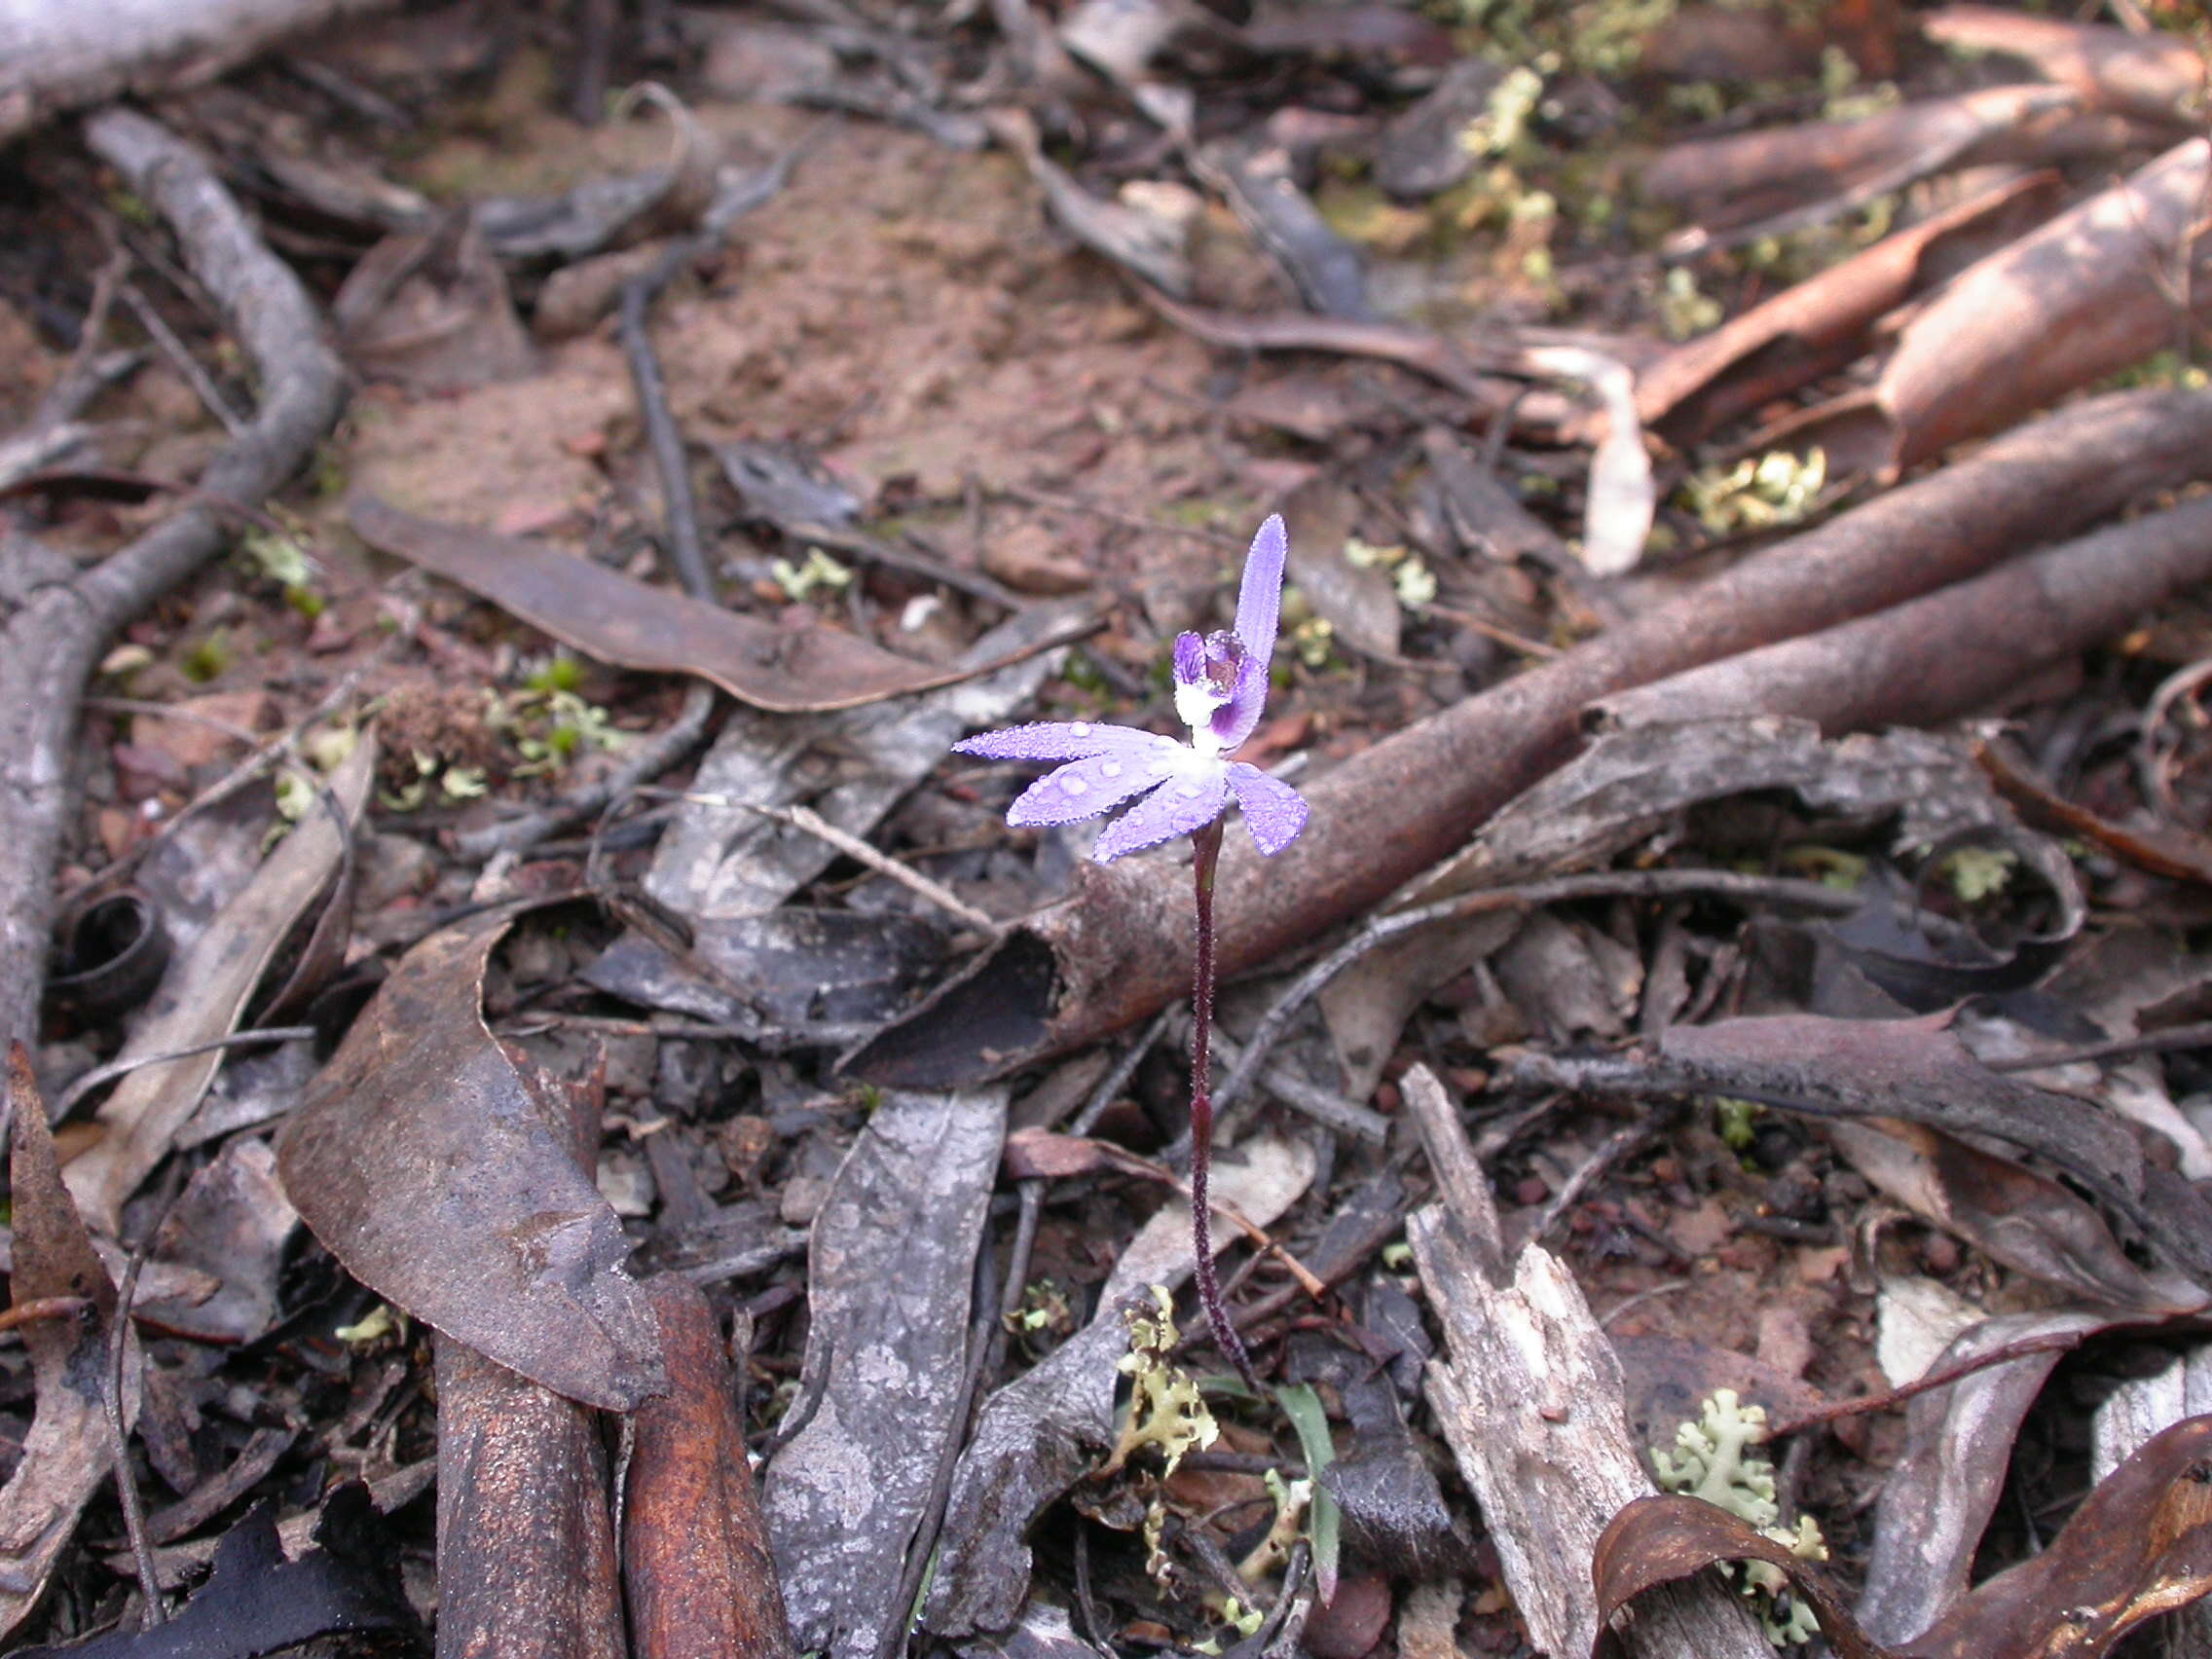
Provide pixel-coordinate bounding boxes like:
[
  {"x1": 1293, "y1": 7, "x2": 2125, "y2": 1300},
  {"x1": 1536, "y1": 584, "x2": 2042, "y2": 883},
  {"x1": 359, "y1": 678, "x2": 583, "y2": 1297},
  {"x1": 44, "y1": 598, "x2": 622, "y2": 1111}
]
[{"x1": 1211, "y1": 866, "x2": 1858, "y2": 1119}]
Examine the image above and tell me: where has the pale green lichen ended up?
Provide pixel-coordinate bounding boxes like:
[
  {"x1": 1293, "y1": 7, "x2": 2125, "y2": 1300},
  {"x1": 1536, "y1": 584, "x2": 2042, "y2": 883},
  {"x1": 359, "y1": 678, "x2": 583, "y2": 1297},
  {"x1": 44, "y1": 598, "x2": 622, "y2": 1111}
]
[
  {"x1": 1651, "y1": 1389, "x2": 1828, "y2": 1645},
  {"x1": 1102, "y1": 1285, "x2": 1219, "y2": 1479}
]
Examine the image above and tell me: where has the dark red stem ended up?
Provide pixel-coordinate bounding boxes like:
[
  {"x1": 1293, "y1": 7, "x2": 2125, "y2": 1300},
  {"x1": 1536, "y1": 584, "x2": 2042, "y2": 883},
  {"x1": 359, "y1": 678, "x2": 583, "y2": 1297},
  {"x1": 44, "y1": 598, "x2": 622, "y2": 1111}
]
[{"x1": 1188, "y1": 818, "x2": 1258, "y2": 1390}]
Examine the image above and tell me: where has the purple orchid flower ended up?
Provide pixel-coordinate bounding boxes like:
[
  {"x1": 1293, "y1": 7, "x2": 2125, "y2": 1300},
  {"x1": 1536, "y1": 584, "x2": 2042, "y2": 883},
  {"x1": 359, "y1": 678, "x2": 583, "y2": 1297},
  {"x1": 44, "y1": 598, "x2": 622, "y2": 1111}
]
[{"x1": 952, "y1": 515, "x2": 1309, "y2": 863}]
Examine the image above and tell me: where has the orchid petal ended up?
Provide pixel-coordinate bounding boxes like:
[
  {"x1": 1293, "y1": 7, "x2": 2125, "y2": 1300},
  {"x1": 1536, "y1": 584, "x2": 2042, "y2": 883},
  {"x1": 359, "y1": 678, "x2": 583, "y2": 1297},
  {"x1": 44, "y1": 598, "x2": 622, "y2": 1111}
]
[
  {"x1": 1171, "y1": 632, "x2": 1206, "y2": 688},
  {"x1": 1211, "y1": 651, "x2": 1271, "y2": 753},
  {"x1": 1091, "y1": 766, "x2": 1229, "y2": 862},
  {"x1": 953, "y1": 720, "x2": 1163, "y2": 763},
  {"x1": 1005, "y1": 743, "x2": 1179, "y2": 828},
  {"x1": 1225, "y1": 761, "x2": 1309, "y2": 856},
  {"x1": 1233, "y1": 515, "x2": 1287, "y2": 668}
]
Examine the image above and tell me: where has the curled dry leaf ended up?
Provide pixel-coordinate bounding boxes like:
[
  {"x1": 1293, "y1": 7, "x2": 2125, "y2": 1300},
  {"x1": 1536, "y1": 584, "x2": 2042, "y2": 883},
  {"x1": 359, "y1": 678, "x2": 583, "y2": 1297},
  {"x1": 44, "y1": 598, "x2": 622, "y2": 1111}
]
[
  {"x1": 64, "y1": 734, "x2": 375, "y2": 1237},
  {"x1": 276, "y1": 907, "x2": 666, "y2": 1412},
  {"x1": 1859, "y1": 1308, "x2": 2131, "y2": 1646},
  {"x1": 350, "y1": 495, "x2": 1085, "y2": 715},
  {"x1": 1828, "y1": 1118, "x2": 2208, "y2": 1315},
  {"x1": 1594, "y1": 1416, "x2": 2212, "y2": 1659},
  {"x1": 12, "y1": 1486, "x2": 420, "y2": 1659},
  {"x1": 0, "y1": 1045, "x2": 136, "y2": 1641}
]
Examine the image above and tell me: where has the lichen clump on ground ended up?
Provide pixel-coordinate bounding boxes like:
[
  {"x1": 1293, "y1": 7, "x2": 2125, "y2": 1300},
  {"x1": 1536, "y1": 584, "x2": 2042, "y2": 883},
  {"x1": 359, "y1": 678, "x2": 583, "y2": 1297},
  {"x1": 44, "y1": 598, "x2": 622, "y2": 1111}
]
[{"x1": 1651, "y1": 1388, "x2": 1828, "y2": 1645}]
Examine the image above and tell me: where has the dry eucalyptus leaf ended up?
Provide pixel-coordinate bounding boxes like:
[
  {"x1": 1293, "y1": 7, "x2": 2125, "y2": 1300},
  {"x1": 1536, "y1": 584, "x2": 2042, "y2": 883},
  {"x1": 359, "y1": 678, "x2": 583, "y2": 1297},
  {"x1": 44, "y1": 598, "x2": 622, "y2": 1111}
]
[
  {"x1": 276, "y1": 907, "x2": 665, "y2": 1412},
  {"x1": 351, "y1": 495, "x2": 1081, "y2": 714}
]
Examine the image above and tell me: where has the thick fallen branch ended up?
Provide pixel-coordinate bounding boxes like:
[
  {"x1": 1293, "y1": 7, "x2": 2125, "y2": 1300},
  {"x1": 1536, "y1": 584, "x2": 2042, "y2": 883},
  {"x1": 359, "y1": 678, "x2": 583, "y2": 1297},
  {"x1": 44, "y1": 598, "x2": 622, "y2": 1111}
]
[
  {"x1": 1596, "y1": 493, "x2": 2212, "y2": 732},
  {"x1": 848, "y1": 387, "x2": 2212, "y2": 1087},
  {"x1": 0, "y1": 0, "x2": 398, "y2": 142},
  {"x1": 0, "y1": 108, "x2": 344, "y2": 1059}
]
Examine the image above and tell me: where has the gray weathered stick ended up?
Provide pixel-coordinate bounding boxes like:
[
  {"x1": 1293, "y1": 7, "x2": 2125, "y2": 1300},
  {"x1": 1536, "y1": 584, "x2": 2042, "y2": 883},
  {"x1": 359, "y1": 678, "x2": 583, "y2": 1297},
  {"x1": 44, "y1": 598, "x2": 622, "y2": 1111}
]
[
  {"x1": 1401, "y1": 1063, "x2": 1770, "y2": 1659},
  {"x1": 0, "y1": 109, "x2": 344, "y2": 1066}
]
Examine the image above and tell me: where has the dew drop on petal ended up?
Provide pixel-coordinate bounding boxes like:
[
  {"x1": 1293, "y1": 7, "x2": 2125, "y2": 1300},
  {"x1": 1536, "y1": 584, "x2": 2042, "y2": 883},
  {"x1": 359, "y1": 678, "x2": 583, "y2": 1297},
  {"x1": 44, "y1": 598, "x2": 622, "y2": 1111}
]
[
  {"x1": 1063, "y1": 775, "x2": 1088, "y2": 794},
  {"x1": 1101, "y1": 761, "x2": 1123, "y2": 778},
  {"x1": 1070, "y1": 721, "x2": 1091, "y2": 737}
]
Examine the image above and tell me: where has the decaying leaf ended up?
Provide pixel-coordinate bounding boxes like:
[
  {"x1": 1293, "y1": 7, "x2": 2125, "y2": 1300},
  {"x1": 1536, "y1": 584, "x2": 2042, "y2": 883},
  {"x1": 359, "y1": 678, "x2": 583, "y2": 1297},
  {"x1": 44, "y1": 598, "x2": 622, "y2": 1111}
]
[
  {"x1": 65, "y1": 735, "x2": 375, "y2": 1236},
  {"x1": 1595, "y1": 1416, "x2": 2212, "y2": 1659},
  {"x1": 0, "y1": 1045, "x2": 136, "y2": 1641},
  {"x1": 12, "y1": 1485, "x2": 420, "y2": 1659},
  {"x1": 276, "y1": 907, "x2": 665, "y2": 1412},
  {"x1": 643, "y1": 606, "x2": 1074, "y2": 925},
  {"x1": 1828, "y1": 1118, "x2": 2206, "y2": 1314},
  {"x1": 1858, "y1": 1307, "x2": 2121, "y2": 1645},
  {"x1": 766, "y1": 1085, "x2": 1008, "y2": 1659},
  {"x1": 350, "y1": 495, "x2": 1084, "y2": 715},
  {"x1": 1656, "y1": 1014, "x2": 2155, "y2": 1239}
]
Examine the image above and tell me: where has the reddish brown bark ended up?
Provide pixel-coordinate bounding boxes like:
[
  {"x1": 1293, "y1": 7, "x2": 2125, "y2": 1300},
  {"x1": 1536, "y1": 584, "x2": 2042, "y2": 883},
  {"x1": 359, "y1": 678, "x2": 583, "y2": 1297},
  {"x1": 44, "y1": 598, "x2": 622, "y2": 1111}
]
[
  {"x1": 624, "y1": 1278, "x2": 793, "y2": 1659},
  {"x1": 1595, "y1": 493, "x2": 2212, "y2": 732}
]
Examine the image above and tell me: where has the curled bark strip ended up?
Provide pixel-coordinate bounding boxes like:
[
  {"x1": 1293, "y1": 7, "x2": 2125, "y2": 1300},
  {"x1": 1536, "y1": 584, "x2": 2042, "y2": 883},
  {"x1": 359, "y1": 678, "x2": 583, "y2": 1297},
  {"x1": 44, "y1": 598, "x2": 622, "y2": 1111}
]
[
  {"x1": 1594, "y1": 494, "x2": 2212, "y2": 734},
  {"x1": 1769, "y1": 138, "x2": 2212, "y2": 478},
  {"x1": 1634, "y1": 172, "x2": 2063, "y2": 445},
  {"x1": 1641, "y1": 85, "x2": 2076, "y2": 236},
  {"x1": 847, "y1": 387, "x2": 2212, "y2": 1088},
  {"x1": 0, "y1": 108, "x2": 344, "y2": 1058},
  {"x1": 1921, "y1": 6, "x2": 2208, "y2": 127},
  {"x1": 625, "y1": 1277, "x2": 793, "y2": 1659}
]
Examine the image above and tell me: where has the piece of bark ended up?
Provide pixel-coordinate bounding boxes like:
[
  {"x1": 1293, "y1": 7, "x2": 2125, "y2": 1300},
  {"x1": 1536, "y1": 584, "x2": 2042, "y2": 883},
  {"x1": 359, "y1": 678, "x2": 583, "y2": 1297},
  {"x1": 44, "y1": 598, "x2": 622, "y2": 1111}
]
[
  {"x1": 0, "y1": 0, "x2": 399, "y2": 140},
  {"x1": 0, "y1": 1045, "x2": 137, "y2": 1641},
  {"x1": 765, "y1": 1087, "x2": 1008, "y2": 1659},
  {"x1": 626, "y1": 1277, "x2": 793, "y2": 1659},
  {"x1": 0, "y1": 109, "x2": 344, "y2": 1062},
  {"x1": 434, "y1": 1053, "x2": 625, "y2": 1659},
  {"x1": 1399, "y1": 1064, "x2": 1770, "y2": 1659},
  {"x1": 1633, "y1": 171, "x2": 2062, "y2": 445},
  {"x1": 846, "y1": 387, "x2": 2212, "y2": 1088},
  {"x1": 1595, "y1": 493, "x2": 2212, "y2": 733},
  {"x1": 1764, "y1": 138, "x2": 2212, "y2": 478},
  {"x1": 1921, "y1": 6, "x2": 2207, "y2": 128},
  {"x1": 434, "y1": 1341, "x2": 625, "y2": 1659},
  {"x1": 1640, "y1": 85, "x2": 2076, "y2": 233}
]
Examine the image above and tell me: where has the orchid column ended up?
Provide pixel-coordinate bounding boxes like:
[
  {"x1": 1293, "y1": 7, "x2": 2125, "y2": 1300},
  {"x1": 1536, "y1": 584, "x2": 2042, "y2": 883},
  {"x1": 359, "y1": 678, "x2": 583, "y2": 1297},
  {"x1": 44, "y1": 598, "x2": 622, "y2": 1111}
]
[{"x1": 952, "y1": 516, "x2": 1309, "y2": 1383}]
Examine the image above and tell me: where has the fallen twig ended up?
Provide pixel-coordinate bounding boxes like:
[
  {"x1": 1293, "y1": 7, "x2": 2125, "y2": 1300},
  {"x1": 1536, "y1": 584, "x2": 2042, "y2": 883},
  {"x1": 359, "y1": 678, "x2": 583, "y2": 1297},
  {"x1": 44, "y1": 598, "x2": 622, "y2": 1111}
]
[{"x1": 0, "y1": 108, "x2": 345, "y2": 1059}]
